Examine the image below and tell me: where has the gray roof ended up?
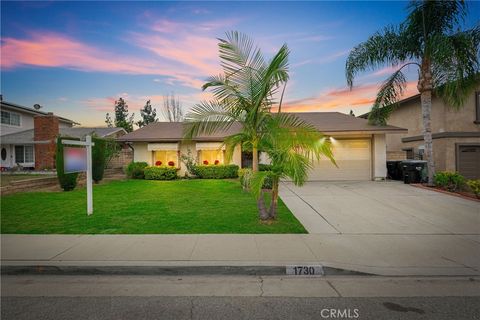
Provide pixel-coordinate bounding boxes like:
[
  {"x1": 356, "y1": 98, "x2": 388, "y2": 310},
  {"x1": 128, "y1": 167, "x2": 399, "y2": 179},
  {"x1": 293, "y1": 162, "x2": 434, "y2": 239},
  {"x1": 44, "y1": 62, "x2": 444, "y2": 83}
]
[
  {"x1": 0, "y1": 127, "x2": 126, "y2": 145},
  {"x1": 117, "y1": 112, "x2": 406, "y2": 143},
  {"x1": 1, "y1": 101, "x2": 78, "y2": 125},
  {"x1": 60, "y1": 127, "x2": 126, "y2": 139}
]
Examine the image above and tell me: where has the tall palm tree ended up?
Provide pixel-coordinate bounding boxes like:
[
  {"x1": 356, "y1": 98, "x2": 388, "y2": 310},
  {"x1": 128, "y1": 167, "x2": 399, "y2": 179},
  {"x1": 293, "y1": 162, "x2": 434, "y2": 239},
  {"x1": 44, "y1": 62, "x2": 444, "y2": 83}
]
[
  {"x1": 184, "y1": 31, "x2": 289, "y2": 172},
  {"x1": 249, "y1": 113, "x2": 334, "y2": 220},
  {"x1": 346, "y1": 0, "x2": 480, "y2": 185}
]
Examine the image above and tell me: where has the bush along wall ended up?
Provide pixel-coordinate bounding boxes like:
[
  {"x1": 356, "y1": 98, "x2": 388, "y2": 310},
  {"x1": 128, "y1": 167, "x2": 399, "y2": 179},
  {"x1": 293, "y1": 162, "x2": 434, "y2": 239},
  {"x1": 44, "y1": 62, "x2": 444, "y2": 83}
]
[
  {"x1": 56, "y1": 136, "x2": 80, "y2": 191},
  {"x1": 195, "y1": 164, "x2": 239, "y2": 179},
  {"x1": 126, "y1": 162, "x2": 149, "y2": 179},
  {"x1": 144, "y1": 166, "x2": 178, "y2": 180},
  {"x1": 92, "y1": 137, "x2": 106, "y2": 183}
]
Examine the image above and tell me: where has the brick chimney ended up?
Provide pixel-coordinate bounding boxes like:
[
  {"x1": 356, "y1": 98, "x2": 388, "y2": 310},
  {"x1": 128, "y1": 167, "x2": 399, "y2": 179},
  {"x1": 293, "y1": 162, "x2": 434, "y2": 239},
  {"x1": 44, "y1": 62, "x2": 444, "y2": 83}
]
[{"x1": 34, "y1": 113, "x2": 59, "y2": 170}]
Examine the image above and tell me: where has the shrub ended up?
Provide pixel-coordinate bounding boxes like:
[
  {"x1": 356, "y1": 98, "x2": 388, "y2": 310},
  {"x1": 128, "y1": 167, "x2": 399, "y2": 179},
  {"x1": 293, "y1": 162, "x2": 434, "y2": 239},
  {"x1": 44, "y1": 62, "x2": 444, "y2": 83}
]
[
  {"x1": 144, "y1": 166, "x2": 178, "y2": 180},
  {"x1": 259, "y1": 164, "x2": 273, "y2": 171},
  {"x1": 238, "y1": 168, "x2": 252, "y2": 189},
  {"x1": 180, "y1": 149, "x2": 198, "y2": 177},
  {"x1": 126, "y1": 161, "x2": 148, "y2": 179},
  {"x1": 466, "y1": 179, "x2": 480, "y2": 198},
  {"x1": 195, "y1": 164, "x2": 239, "y2": 179},
  {"x1": 56, "y1": 136, "x2": 79, "y2": 191},
  {"x1": 92, "y1": 137, "x2": 106, "y2": 183},
  {"x1": 238, "y1": 167, "x2": 272, "y2": 189},
  {"x1": 434, "y1": 171, "x2": 465, "y2": 192}
]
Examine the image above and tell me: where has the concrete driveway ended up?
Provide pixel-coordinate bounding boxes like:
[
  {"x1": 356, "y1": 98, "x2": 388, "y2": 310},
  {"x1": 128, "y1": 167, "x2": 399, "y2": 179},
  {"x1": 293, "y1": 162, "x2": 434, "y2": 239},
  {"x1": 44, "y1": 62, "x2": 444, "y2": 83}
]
[{"x1": 279, "y1": 181, "x2": 480, "y2": 235}]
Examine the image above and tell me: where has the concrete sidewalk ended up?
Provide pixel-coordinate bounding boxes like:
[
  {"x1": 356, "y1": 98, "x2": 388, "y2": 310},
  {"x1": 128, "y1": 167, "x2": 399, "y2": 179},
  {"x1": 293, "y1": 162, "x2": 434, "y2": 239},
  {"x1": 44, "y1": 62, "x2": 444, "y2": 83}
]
[{"x1": 2, "y1": 234, "x2": 479, "y2": 276}]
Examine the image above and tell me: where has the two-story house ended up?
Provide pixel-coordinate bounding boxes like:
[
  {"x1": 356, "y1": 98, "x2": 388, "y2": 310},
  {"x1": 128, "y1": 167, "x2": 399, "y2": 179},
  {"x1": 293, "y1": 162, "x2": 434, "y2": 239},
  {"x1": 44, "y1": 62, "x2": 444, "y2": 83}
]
[
  {"x1": 374, "y1": 87, "x2": 480, "y2": 179},
  {"x1": 1, "y1": 99, "x2": 127, "y2": 170}
]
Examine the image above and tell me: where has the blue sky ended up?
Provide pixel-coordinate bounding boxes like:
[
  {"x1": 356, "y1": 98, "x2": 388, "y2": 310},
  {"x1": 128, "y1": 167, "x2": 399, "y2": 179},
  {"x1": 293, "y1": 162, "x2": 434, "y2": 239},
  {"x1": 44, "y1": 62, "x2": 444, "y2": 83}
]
[{"x1": 1, "y1": 1, "x2": 479, "y2": 126}]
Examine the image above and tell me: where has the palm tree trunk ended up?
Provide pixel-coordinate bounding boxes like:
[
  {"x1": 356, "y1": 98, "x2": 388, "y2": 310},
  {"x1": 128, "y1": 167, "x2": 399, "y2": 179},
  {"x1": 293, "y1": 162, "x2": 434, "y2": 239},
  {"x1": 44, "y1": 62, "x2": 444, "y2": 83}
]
[
  {"x1": 252, "y1": 146, "x2": 259, "y2": 172},
  {"x1": 252, "y1": 144, "x2": 268, "y2": 219},
  {"x1": 418, "y1": 60, "x2": 435, "y2": 186},
  {"x1": 268, "y1": 178, "x2": 279, "y2": 220},
  {"x1": 420, "y1": 90, "x2": 435, "y2": 186},
  {"x1": 258, "y1": 191, "x2": 269, "y2": 220}
]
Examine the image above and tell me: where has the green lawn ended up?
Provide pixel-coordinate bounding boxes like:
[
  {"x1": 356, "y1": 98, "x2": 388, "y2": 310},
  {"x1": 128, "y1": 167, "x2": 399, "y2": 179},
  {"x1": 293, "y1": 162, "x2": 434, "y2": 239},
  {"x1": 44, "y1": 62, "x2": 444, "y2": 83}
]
[{"x1": 1, "y1": 179, "x2": 306, "y2": 234}]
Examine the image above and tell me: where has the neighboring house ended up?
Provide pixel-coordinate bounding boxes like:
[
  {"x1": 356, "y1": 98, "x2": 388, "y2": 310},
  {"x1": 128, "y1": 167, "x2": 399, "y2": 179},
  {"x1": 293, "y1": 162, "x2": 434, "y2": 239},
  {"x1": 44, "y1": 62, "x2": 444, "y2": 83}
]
[
  {"x1": 117, "y1": 112, "x2": 406, "y2": 181},
  {"x1": 362, "y1": 88, "x2": 480, "y2": 179},
  {"x1": 1, "y1": 99, "x2": 127, "y2": 170}
]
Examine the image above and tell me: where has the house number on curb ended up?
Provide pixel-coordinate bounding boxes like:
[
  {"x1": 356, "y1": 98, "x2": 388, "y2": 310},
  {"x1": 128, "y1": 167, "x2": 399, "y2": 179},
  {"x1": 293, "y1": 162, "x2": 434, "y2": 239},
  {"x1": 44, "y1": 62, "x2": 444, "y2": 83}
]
[{"x1": 286, "y1": 265, "x2": 324, "y2": 276}]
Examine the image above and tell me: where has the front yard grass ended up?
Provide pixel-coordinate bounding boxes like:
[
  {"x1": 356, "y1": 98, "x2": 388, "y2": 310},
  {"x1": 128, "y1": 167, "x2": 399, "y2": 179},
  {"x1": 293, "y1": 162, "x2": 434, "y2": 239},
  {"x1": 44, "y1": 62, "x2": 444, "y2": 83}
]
[{"x1": 1, "y1": 179, "x2": 306, "y2": 234}]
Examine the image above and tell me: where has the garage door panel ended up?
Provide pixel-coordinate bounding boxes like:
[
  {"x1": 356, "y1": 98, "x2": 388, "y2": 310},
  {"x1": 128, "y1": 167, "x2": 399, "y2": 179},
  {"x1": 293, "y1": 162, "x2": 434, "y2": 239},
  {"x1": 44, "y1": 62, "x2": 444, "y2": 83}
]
[
  {"x1": 458, "y1": 146, "x2": 480, "y2": 180},
  {"x1": 308, "y1": 139, "x2": 371, "y2": 181}
]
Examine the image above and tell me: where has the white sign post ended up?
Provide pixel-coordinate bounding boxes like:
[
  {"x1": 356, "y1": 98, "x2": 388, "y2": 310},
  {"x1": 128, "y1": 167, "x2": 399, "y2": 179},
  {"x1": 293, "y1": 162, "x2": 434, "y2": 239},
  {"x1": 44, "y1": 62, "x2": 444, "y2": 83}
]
[{"x1": 62, "y1": 135, "x2": 95, "y2": 215}]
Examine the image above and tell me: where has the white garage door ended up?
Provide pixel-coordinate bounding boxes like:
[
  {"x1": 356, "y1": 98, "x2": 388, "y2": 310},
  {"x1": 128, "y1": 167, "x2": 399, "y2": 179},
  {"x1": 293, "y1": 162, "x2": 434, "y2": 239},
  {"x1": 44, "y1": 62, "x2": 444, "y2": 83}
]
[{"x1": 308, "y1": 139, "x2": 371, "y2": 181}]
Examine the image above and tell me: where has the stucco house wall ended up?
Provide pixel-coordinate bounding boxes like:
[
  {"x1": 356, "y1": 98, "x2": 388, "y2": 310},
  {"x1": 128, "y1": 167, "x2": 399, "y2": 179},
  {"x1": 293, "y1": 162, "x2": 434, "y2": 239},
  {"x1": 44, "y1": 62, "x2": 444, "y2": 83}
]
[{"x1": 382, "y1": 87, "x2": 480, "y2": 177}]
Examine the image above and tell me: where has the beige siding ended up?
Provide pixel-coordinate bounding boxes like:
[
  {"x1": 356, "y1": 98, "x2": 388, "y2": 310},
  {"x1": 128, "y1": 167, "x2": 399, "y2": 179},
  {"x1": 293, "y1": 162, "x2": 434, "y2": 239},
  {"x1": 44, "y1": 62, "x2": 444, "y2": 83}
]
[
  {"x1": 373, "y1": 134, "x2": 387, "y2": 180},
  {"x1": 132, "y1": 142, "x2": 151, "y2": 164}
]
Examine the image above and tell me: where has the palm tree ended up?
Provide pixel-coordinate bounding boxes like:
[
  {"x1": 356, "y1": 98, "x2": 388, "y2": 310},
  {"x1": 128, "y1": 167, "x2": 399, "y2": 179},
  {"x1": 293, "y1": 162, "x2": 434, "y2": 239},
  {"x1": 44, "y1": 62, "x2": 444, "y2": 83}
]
[
  {"x1": 249, "y1": 113, "x2": 334, "y2": 220},
  {"x1": 346, "y1": 0, "x2": 480, "y2": 185},
  {"x1": 184, "y1": 31, "x2": 289, "y2": 217}
]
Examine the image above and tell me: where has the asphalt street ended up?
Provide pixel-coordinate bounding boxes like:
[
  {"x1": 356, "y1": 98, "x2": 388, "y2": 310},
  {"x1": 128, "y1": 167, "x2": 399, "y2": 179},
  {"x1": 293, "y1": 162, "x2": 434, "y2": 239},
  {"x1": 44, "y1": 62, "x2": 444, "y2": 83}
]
[
  {"x1": 2, "y1": 275, "x2": 480, "y2": 319},
  {"x1": 2, "y1": 296, "x2": 480, "y2": 320}
]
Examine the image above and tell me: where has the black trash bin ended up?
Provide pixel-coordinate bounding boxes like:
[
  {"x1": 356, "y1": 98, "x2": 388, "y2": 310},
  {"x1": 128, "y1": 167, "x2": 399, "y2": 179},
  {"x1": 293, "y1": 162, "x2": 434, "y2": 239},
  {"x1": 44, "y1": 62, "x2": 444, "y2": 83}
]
[
  {"x1": 402, "y1": 160, "x2": 427, "y2": 184},
  {"x1": 387, "y1": 160, "x2": 403, "y2": 180}
]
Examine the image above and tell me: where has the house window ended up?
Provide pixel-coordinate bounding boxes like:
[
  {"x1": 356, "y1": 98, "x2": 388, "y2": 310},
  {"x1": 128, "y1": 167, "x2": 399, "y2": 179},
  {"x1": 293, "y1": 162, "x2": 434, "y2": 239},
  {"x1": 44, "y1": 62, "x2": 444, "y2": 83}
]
[
  {"x1": 14, "y1": 145, "x2": 34, "y2": 163},
  {"x1": 475, "y1": 91, "x2": 480, "y2": 123},
  {"x1": 154, "y1": 150, "x2": 178, "y2": 167},
  {"x1": 199, "y1": 150, "x2": 224, "y2": 165},
  {"x1": 1, "y1": 110, "x2": 21, "y2": 126}
]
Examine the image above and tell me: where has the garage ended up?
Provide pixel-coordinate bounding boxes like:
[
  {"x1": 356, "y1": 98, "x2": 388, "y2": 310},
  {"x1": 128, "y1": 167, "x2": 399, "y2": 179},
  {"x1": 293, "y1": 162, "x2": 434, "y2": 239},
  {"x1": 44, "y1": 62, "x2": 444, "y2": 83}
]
[
  {"x1": 308, "y1": 138, "x2": 371, "y2": 181},
  {"x1": 457, "y1": 145, "x2": 480, "y2": 179}
]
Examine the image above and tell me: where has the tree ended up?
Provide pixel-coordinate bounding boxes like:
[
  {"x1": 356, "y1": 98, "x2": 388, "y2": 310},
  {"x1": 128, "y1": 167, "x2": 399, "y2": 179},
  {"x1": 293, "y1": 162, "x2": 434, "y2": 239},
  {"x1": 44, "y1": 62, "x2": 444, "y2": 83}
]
[
  {"x1": 105, "y1": 98, "x2": 135, "y2": 132},
  {"x1": 56, "y1": 136, "x2": 79, "y2": 191},
  {"x1": 162, "y1": 93, "x2": 184, "y2": 122},
  {"x1": 184, "y1": 31, "x2": 289, "y2": 172},
  {"x1": 92, "y1": 136, "x2": 106, "y2": 183},
  {"x1": 104, "y1": 138, "x2": 122, "y2": 168},
  {"x1": 184, "y1": 31, "x2": 290, "y2": 218},
  {"x1": 346, "y1": 0, "x2": 480, "y2": 185},
  {"x1": 249, "y1": 114, "x2": 334, "y2": 220},
  {"x1": 137, "y1": 100, "x2": 158, "y2": 127}
]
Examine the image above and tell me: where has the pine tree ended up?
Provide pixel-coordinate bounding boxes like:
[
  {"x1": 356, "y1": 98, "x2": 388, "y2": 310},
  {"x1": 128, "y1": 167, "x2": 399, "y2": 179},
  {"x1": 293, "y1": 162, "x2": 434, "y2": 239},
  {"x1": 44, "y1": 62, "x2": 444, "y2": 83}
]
[
  {"x1": 105, "y1": 98, "x2": 135, "y2": 132},
  {"x1": 136, "y1": 100, "x2": 158, "y2": 127}
]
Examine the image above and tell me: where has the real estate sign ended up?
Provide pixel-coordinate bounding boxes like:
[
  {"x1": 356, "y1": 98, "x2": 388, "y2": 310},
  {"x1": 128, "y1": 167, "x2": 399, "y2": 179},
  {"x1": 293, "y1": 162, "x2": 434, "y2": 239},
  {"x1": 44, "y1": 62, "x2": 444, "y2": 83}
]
[{"x1": 64, "y1": 147, "x2": 87, "y2": 173}]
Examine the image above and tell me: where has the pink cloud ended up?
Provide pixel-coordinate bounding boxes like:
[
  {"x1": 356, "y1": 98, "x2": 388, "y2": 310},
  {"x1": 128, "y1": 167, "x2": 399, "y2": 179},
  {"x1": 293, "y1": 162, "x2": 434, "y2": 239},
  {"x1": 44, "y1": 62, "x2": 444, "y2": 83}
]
[
  {"x1": 281, "y1": 81, "x2": 418, "y2": 113},
  {"x1": 0, "y1": 32, "x2": 208, "y2": 88}
]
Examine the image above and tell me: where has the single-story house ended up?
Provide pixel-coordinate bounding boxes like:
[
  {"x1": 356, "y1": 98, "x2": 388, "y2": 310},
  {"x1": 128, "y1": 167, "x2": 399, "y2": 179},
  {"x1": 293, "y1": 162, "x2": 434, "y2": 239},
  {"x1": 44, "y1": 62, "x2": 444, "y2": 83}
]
[{"x1": 117, "y1": 112, "x2": 406, "y2": 181}]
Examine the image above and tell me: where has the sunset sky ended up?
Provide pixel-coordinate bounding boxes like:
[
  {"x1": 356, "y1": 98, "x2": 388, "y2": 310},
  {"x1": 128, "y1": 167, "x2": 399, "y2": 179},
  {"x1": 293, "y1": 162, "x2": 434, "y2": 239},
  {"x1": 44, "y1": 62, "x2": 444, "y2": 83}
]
[{"x1": 1, "y1": 1, "x2": 479, "y2": 127}]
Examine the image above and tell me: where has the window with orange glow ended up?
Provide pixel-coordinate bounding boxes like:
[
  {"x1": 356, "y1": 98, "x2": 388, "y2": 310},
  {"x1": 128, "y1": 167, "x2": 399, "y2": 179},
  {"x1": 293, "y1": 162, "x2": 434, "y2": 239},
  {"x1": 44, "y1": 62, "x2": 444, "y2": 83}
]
[
  {"x1": 200, "y1": 150, "x2": 224, "y2": 165},
  {"x1": 154, "y1": 150, "x2": 178, "y2": 167}
]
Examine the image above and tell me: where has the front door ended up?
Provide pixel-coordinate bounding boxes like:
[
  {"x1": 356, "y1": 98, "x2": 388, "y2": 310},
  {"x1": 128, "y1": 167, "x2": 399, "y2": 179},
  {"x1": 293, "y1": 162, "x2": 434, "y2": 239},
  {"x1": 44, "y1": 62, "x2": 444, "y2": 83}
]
[
  {"x1": 0, "y1": 145, "x2": 11, "y2": 168},
  {"x1": 241, "y1": 151, "x2": 253, "y2": 168}
]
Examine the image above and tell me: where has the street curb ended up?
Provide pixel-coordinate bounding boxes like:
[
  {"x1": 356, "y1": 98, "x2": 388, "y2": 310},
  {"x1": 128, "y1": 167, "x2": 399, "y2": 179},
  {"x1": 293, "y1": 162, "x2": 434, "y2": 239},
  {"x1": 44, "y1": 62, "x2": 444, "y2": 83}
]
[{"x1": 1, "y1": 265, "x2": 373, "y2": 276}]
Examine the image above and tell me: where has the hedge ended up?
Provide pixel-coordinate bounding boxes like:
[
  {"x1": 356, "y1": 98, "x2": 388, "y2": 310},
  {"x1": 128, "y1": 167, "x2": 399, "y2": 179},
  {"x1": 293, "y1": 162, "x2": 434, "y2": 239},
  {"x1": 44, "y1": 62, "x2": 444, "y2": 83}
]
[
  {"x1": 144, "y1": 166, "x2": 178, "y2": 180},
  {"x1": 126, "y1": 162, "x2": 148, "y2": 179},
  {"x1": 195, "y1": 164, "x2": 239, "y2": 179},
  {"x1": 92, "y1": 137, "x2": 106, "y2": 183},
  {"x1": 56, "y1": 136, "x2": 80, "y2": 191}
]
